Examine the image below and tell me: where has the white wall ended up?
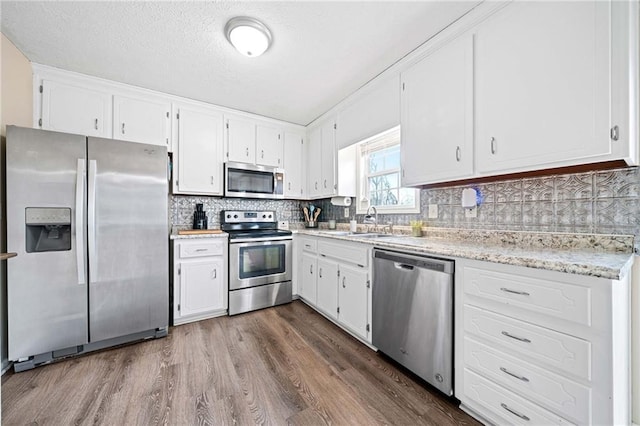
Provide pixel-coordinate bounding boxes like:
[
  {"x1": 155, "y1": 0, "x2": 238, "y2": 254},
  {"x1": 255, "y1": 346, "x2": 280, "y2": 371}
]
[{"x1": 1, "y1": 33, "x2": 33, "y2": 373}]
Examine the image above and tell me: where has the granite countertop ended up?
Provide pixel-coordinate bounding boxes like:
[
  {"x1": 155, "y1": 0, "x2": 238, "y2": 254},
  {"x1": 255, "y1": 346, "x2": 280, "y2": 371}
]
[
  {"x1": 296, "y1": 228, "x2": 635, "y2": 280},
  {"x1": 170, "y1": 231, "x2": 228, "y2": 240}
]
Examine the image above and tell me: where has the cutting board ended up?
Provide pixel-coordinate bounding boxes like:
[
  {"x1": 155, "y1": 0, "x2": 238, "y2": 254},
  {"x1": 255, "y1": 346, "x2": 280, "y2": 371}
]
[{"x1": 177, "y1": 229, "x2": 224, "y2": 235}]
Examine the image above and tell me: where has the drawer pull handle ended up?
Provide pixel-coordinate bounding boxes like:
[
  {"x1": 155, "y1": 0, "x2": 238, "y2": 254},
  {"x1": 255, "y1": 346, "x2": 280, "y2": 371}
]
[
  {"x1": 500, "y1": 367, "x2": 530, "y2": 382},
  {"x1": 319, "y1": 267, "x2": 323, "y2": 278},
  {"x1": 195, "y1": 248, "x2": 208, "y2": 252},
  {"x1": 500, "y1": 403, "x2": 530, "y2": 421},
  {"x1": 211, "y1": 269, "x2": 217, "y2": 279},
  {"x1": 500, "y1": 287, "x2": 530, "y2": 296},
  {"x1": 501, "y1": 331, "x2": 531, "y2": 343},
  {"x1": 342, "y1": 276, "x2": 346, "y2": 288}
]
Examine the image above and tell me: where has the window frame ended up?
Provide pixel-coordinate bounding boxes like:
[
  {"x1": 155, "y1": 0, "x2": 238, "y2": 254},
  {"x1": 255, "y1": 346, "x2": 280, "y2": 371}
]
[{"x1": 355, "y1": 126, "x2": 420, "y2": 215}]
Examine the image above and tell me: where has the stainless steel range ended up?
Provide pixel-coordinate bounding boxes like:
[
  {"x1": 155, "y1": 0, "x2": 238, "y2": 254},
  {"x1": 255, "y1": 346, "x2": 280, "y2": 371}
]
[{"x1": 222, "y1": 210, "x2": 292, "y2": 315}]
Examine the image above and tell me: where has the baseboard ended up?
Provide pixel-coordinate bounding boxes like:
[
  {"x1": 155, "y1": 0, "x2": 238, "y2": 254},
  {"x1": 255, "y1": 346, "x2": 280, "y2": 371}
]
[{"x1": 1, "y1": 361, "x2": 13, "y2": 376}]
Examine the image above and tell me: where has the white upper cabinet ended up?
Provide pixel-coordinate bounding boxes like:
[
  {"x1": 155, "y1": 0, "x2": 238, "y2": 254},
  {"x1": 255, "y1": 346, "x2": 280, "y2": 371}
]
[
  {"x1": 475, "y1": 1, "x2": 611, "y2": 174},
  {"x1": 173, "y1": 104, "x2": 224, "y2": 195},
  {"x1": 320, "y1": 120, "x2": 337, "y2": 196},
  {"x1": 401, "y1": 34, "x2": 474, "y2": 186},
  {"x1": 113, "y1": 94, "x2": 171, "y2": 146},
  {"x1": 40, "y1": 79, "x2": 112, "y2": 138},
  {"x1": 307, "y1": 118, "x2": 336, "y2": 199},
  {"x1": 256, "y1": 123, "x2": 283, "y2": 167},
  {"x1": 226, "y1": 115, "x2": 285, "y2": 167},
  {"x1": 226, "y1": 116, "x2": 256, "y2": 164},
  {"x1": 283, "y1": 130, "x2": 305, "y2": 198}
]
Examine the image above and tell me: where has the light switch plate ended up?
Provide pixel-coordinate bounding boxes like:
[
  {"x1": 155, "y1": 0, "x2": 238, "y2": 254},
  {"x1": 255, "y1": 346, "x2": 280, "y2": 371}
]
[
  {"x1": 428, "y1": 204, "x2": 438, "y2": 219},
  {"x1": 344, "y1": 207, "x2": 350, "y2": 218}
]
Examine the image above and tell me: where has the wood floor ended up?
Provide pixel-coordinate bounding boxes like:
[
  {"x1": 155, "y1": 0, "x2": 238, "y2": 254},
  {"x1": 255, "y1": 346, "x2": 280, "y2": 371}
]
[{"x1": 2, "y1": 300, "x2": 478, "y2": 425}]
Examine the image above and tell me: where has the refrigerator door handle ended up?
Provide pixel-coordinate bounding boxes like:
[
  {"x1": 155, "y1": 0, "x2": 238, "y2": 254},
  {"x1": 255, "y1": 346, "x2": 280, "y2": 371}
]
[
  {"x1": 88, "y1": 159, "x2": 97, "y2": 281},
  {"x1": 75, "y1": 158, "x2": 86, "y2": 285}
]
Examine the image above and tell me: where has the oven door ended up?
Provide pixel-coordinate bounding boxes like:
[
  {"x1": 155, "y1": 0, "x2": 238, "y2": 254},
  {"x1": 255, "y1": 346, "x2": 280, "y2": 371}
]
[{"x1": 229, "y1": 238, "x2": 292, "y2": 290}]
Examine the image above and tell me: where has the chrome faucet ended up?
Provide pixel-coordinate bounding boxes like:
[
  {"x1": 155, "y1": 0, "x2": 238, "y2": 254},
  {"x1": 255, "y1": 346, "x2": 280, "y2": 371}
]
[{"x1": 364, "y1": 206, "x2": 378, "y2": 231}]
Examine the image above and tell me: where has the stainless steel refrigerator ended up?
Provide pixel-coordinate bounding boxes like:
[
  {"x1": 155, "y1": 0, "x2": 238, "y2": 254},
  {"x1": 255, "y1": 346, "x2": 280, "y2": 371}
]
[{"x1": 6, "y1": 126, "x2": 168, "y2": 371}]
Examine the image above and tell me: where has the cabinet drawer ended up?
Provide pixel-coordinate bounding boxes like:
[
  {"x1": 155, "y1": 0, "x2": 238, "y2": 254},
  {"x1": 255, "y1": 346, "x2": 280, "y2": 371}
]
[
  {"x1": 464, "y1": 305, "x2": 591, "y2": 380},
  {"x1": 463, "y1": 266, "x2": 591, "y2": 327},
  {"x1": 299, "y1": 237, "x2": 317, "y2": 253},
  {"x1": 463, "y1": 368, "x2": 576, "y2": 426},
  {"x1": 464, "y1": 336, "x2": 591, "y2": 424},
  {"x1": 178, "y1": 240, "x2": 224, "y2": 258},
  {"x1": 317, "y1": 239, "x2": 368, "y2": 267}
]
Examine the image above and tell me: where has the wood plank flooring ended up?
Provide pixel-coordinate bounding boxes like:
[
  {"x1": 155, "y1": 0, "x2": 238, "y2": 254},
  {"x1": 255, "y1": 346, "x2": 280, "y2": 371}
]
[{"x1": 2, "y1": 300, "x2": 479, "y2": 425}]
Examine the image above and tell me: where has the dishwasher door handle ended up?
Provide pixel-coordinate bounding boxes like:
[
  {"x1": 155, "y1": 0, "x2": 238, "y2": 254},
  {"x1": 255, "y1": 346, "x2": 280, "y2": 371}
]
[{"x1": 394, "y1": 262, "x2": 415, "y2": 271}]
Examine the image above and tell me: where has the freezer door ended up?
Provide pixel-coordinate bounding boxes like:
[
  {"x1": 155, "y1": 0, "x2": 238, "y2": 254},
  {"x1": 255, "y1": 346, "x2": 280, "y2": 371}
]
[
  {"x1": 6, "y1": 126, "x2": 88, "y2": 360},
  {"x1": 87, "y1": 137, "x2": 168, "y2": 342}
]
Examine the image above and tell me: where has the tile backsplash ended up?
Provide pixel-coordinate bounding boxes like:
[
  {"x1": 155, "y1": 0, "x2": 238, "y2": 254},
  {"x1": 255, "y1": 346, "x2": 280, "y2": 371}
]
[{"x1": 171, "y1": 166, "x2": 640, "y2": 238}]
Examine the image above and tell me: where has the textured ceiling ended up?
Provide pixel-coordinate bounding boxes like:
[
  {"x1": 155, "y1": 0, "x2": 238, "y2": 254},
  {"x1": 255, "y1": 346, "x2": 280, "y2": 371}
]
[{"x1": 1, "y1": 1, "x2": 479, "y2": 125}]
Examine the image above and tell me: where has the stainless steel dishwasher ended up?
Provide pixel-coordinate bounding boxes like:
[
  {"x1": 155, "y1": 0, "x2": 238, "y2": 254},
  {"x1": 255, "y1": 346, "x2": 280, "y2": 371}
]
[{"x1": 372, "y1": 249, "x2": 454, "y2": 395}]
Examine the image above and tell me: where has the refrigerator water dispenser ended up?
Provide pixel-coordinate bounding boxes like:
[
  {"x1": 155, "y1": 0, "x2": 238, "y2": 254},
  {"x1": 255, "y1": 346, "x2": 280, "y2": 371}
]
[{"x1": 25, "y1": 207, "x2": 72, "y2": 252}]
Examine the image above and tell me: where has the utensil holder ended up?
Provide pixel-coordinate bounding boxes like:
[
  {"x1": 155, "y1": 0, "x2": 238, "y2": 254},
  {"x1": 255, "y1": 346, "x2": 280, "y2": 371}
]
[{"x1": 306, "y1": 221, "x2": 318, "y2": 228}]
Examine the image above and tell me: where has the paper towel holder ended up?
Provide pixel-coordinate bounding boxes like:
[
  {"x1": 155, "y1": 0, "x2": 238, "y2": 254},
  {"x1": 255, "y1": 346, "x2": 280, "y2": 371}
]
[{"x1": 330, "y1": 196, "x2": 352, "y2": 207}]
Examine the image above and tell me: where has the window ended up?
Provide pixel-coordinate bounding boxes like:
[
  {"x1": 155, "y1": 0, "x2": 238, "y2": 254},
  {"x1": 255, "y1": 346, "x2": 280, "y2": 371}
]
[{"x1": 356, "y1": 126, "x2": 419, "y2": 214}]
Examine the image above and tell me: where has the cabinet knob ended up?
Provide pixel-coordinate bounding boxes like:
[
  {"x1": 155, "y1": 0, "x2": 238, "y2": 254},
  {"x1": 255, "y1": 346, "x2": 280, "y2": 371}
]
[
  {"x1": 94, "y1": 118, "x2": 99, "y2": 130},
  {"x1": 456, "y1": 146, "x2": 461, "y2": 162},
  {"x1": 490, "y1": 137, "x2": 496, "y2": 154}
]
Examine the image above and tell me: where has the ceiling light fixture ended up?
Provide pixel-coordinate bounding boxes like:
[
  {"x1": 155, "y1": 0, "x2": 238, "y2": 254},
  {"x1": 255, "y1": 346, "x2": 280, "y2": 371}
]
[{"x1": 225, "y1": 17, "x2": 272, "y2": 58}]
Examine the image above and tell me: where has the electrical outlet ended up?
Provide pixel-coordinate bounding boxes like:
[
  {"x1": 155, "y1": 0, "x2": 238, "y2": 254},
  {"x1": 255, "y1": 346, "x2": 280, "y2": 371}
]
[
  {"x1": 465, "y1": 206, "x2": 477, "y2": 218},
  {"x1": 428, "y1": 204, "x2": 438, "y2": 219},
  {"x1": 344, "y1": 207, "x2": 350, "y2": 218},
  {"x1": 278, "y1": 220, "x2": 289, "y2": 230}
]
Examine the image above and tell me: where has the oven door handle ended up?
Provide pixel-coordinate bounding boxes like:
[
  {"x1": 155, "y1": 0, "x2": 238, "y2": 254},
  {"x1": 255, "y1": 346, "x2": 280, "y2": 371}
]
[{"x1": 229, "y1": 236, "x2": 293, "y2": 243}]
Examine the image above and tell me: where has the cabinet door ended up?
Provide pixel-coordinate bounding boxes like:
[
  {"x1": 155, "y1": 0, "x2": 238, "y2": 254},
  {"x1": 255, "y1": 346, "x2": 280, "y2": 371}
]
[
  {"x1": 401, "y1": 34, "x2": 473, "y2": 185},
  {"x1": 338, "y1": 264, "x2": 369, "y2": 339},
  {"x1": 226, "y1": 116, "x2": 256, "y2": 164},
  {"x1": 256, "y1": 124, "x2": 283, "y2": 167},
  {"x1": 175, "y1": 105, "x2": 224, "y2": 195},
  {"x1": 178, "y1": 258, "x2": 226, "y2": 318},
  {"x1": 41, "y1": 79, "x2": 112, "y2": 137},
  {"x1": 317, "y1": 258, "x2": 339, "y2": 320},
  {"x1": 284, "y1": 131, "x2": 305, "y2": 198},
  {"x1": 300, "y1": 252, "x2": 317, "y2": 305},
  {"x1": 320, "y1": 120, "x2": 336, "y2": 196},
  {"x1": 113, "y1": 95, "x2": 170, "y2": 146},
  {"x1": 475, "y1": 1, "x2": 610, "y2": 174},
  {"x1": 307, "y1": 127, "x2": 323, "y2": 198}
]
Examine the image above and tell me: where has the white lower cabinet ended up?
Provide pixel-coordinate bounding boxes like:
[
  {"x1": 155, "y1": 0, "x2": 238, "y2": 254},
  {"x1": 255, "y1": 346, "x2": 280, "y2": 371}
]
[
  {"x1": 172, "y1": 237, "x2": 228, "y2": 325},
  {"x1": 455, "y1": 259, "x2": 631, "y2": 426},
  {"x1": 295, "y1": 234, "x2": 372, "y2": 343},
  {"x1": 317, "y1": 257, "x2": 338, "y2": 320}
]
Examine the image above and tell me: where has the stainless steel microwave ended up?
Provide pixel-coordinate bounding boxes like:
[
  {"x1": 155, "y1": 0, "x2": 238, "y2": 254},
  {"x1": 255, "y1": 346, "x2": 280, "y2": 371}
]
[{"x1": 224, "y1": 162, "x2": 284, "y2": 199}]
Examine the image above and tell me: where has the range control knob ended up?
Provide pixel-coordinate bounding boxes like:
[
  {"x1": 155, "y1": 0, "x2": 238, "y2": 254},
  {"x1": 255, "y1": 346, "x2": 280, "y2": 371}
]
[
  {"x1": 262, "y1": 214, "x2": 267, "y2": 218},
  {"x1": 226, "y1": 214, "x2": 231, "y2": 218},
  {"x1": 233, "y1": 214, "x2": 238, "y2": 219},
  {"x1": 268, "y1": 214, "x2": 272, "y2": 218}
]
